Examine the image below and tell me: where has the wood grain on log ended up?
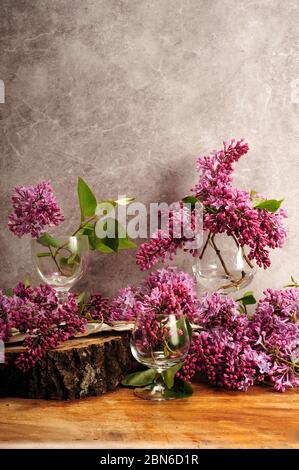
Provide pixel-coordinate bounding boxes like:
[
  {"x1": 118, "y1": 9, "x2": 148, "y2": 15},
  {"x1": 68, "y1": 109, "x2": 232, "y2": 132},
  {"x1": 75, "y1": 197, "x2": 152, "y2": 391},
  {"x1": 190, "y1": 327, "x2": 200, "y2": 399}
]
[{"x1": 0, "y1": 333, "x2": 135, "y2": 400}]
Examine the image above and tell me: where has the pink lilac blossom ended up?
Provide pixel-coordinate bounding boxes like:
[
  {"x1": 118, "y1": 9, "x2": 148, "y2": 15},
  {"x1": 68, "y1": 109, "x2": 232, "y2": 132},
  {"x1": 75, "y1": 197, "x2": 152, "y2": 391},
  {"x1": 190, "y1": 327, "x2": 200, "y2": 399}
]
[
  {"x1": 110, "y1": 267, "x2": 198, "y2": 322},
  {"x1": 0, "y1": 283, "x2": 86, "y2": 371},
  {"x1": 8, "y1": 181, "x2": 64, "y2": 238},
  {"x1": 136, "y1": 204, "x2": 200, "y2": 271},
  {"x1": 179, "y1": 330, "x2": 260, "y2": 391},
  {"x1": 88, "y1": 268, "x2": 198, "y2": 323},
  {"x1": 109, "y1": 286, "x2": 142, "y2": 322},
  {"x1": 146, "y1": 268, "x2": 198, "y2": 320},
  {"x1": 136, "y1": 139, "x2": 287, "y2": 271},
  {"x1": 179, "y1": 292, "x2": 263, "y2": 391},
  {"x1": 84, "y1": 293, "x2": 112, "y2": 322},
  {"x1": 180, "y1": 288, "x2": 299, "y2": 392},
  {"x1": 248, "y1": 288, "x2": 299, "y2": 392}
]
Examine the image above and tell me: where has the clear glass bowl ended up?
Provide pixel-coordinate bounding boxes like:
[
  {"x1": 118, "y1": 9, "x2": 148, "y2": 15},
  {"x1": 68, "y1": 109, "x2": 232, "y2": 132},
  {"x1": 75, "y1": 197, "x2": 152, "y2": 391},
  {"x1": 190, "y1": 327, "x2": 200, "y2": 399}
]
[
  {"x1": 192, "y1": 233, "x2": 256, "y2": 293},
  {"x1": 130, "y1": 311, "x2": 190, "y2": 401},
  {"x1": 31, "y1": 235, "x2": 89, "y2": 302}
]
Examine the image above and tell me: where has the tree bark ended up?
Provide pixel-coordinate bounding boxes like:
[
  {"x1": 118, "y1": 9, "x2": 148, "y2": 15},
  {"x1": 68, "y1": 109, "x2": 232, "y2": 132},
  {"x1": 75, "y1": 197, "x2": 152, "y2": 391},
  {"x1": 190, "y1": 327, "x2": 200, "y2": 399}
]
[{"x1": 0, "y1": 333, "x2": 136, "y2": 400}]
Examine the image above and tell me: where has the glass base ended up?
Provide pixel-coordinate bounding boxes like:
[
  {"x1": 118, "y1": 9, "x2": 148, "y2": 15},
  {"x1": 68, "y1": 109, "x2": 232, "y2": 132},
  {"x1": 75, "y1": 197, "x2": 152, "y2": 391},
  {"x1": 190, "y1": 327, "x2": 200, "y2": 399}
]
[
  {"x1": 193, "y1": 269, "x2": 256, "y2": 294},
  {"x1": 133, "y1": 384, "x2": 175, "y2": 402}
]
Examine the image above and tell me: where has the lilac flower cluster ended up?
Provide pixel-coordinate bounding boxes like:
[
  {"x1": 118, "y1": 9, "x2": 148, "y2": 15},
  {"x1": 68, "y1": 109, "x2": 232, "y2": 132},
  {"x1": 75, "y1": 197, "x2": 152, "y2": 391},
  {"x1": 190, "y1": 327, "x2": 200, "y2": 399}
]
[
  {"x1": 0, "y1": 283, "x2": 86, "y2": 371},
  {"x1": 249, "y1": 288, "x2": 299, "y2": 391},
  {"x1": 136, "y1": 204, "x2": 199, "y2": 271},
  {"x1": 111, "y1": 267, "x2": 198, "y2": 322},
  {"x1": 136, "y1": 139, "x2": 287, "y2": 270},
  {"x1": 83, "y1": 293, "x2": 113, "y2": 322},
  {"x1": 192, "y1": 139, "x2": 287, "y2": 268},
  {"x1": 85, "y1": 267, "x2": 198, "y2": 324},
  {"x1": 179, "y1": 293, "x2": 262, "y2": 391},
  {"x1": 8, "y1": 181, "x2": 64, "y2": 238},
  {"x1": 179, "y1": 288, "x2": 299, "y2": 392}
]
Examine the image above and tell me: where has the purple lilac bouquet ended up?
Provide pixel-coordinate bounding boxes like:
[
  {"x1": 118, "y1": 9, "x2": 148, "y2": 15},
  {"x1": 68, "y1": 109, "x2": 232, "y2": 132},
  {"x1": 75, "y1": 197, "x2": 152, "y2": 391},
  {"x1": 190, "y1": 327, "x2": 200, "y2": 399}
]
[
  {"x1": 86, "y1": 267, "x2": 199, "y2": 324},
  {"x1": 179, "y1": 287, "x2": 299, "y2": 392},
  {"x1": 8, "y1": 181, "x2": 64, "y2": 238},
  {"x1": 0, "y1": 283, "x2": 86, "y2": 371},
  {"x1": 110, "y1": 267, "x2": 199, "y2": 322},
  {"x1": 136, "y1": 139, "x2": 287, "y2": 273}
]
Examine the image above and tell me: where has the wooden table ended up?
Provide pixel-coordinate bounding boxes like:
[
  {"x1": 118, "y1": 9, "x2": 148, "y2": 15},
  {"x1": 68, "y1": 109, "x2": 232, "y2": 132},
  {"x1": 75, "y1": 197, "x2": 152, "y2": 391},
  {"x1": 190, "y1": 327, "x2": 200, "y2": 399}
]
[{"x1": 0, "y1": 383, "x2": 299, "y2": 449}]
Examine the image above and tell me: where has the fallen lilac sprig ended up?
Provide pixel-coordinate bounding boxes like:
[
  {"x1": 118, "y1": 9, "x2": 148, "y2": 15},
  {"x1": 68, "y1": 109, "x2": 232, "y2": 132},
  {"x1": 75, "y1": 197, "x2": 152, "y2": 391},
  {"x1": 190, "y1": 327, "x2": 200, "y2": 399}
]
[
  {"x1": 0, "y1": 283, "x2": 86, "y2": 371},
  {"x1": 179, "y1": 287, "x2": 299, "y2": 392}
]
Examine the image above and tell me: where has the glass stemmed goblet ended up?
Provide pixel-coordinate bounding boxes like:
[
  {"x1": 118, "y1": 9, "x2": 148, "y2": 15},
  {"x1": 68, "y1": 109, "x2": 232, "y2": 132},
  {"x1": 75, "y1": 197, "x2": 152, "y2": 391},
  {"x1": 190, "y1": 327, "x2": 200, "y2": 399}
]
[
  {"x1": 31, "y1": 235, "x2": 89, "y2": 303},
  {"x1": 130, "y1": 310, "x2": 190, "y2": 401}
]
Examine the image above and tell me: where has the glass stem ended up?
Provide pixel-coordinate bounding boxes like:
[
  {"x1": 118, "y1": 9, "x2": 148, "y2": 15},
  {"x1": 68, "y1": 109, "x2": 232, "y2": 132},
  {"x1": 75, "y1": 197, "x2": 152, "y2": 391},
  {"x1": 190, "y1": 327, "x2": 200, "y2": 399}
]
[
  {"x1": 56, "y1": 290, "x2": 69, "y2": 304},
  {"x1": 153, "y1": 371, "x2": 165, "y2": 393}
]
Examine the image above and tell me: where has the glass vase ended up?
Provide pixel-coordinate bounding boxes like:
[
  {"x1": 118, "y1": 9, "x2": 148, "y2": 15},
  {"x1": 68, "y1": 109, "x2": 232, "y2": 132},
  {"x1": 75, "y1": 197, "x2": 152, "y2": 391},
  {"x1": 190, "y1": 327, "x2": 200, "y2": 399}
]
[
  {"x1": 31, "y1": 234, "x2": 89, "y2": 302},
  {"x1": 192, "y1": 232, "x2": 256, "y2": 293}
]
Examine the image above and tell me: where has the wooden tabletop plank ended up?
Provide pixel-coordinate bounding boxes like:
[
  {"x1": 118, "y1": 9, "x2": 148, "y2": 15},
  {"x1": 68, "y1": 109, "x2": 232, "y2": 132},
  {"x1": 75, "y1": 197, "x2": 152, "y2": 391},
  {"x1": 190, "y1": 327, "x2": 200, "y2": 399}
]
[{"x1": 0, "y1": 383, "x2": 299, "y2": 448}]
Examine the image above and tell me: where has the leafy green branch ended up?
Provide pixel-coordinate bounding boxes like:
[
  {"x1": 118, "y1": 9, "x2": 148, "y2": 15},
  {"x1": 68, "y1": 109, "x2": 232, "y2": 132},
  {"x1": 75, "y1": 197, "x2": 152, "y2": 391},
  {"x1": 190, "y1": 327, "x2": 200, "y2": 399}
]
[{"x1": 35, "y1": 177, "x2": 136, "y2": 274}]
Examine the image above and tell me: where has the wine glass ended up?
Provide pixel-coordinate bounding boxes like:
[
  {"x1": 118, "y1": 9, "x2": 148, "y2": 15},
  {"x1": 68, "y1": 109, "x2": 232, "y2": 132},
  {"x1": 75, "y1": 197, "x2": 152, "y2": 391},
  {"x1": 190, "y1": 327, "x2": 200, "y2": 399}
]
[
  {"x1": 130, "y1": 311, "x2": 190, "y2": 401},
  {"x1": 31, "y1": 235, "x2": 89, "y2": 303}
]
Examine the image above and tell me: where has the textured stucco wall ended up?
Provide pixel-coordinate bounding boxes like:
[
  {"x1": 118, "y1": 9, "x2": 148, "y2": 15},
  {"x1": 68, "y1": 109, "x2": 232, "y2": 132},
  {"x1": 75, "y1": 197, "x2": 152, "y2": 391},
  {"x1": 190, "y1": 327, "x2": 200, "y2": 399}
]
[{"x1": 0, "y1": 0, "x2": 298, "y2": 298}]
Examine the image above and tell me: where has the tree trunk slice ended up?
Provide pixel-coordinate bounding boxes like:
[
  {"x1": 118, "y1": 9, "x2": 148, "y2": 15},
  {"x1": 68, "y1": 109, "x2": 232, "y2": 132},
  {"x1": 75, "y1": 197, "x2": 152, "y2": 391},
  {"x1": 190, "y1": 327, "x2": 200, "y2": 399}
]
[{"x1": 0, "y1": 333, "x2": 136, "y2": 400}]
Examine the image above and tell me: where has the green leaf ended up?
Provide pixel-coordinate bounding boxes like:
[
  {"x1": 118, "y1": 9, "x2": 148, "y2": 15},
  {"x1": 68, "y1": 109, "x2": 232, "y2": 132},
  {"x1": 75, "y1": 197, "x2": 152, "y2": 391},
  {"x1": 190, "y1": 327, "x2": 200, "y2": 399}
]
[
  {"x1": 284, "y1": 276, "x2": 299, "y2": 288},
  {"x1": 253, "y1": 199, "x2": 284, "y2": 213},
  {"x1": 250, "y1": 189, "x2": 258, "y2": 198},
  {"x1": 79, "y1": 224, "x2": 96, "y2": 250},
  {"x1": 121, "y1": 369, "x2": 157, "y2": 387},
  {"x1": 36, "y1": 252, "x2": 52, "y2": 258},
  {"x1": 87, "y1": 232, "x2": 96, "y2": 250},
  {"x1": 76, "y1": 291, "x2": 86, "y2": 306},
  {"x1": 182, "y1": 195, "x2": 198, "y2": 205},
  {"x1": 236, "y1": 291, "x2": 257, "y2": 306},
  {"x1": 95, "y1": 237, "x2": 115, "y2": 253},
  {"x1": 99, "y1": 236, "x2": 119, "y2": 252},
  {"x1": 117, "y1": 237, "x2": 137, "y2": 250},
  {"x1": 67, "y1": 253, "x2": 80, "y2": 265},
  {"x1": 116, "y1": 222, "x2": 137, "y2": 249},
  {"x1": 162, "y1": 362, "x2": 183, "y2": 389},
  {"x1": 24, "y1": 275, "x2": 31, "y2": 288},
  {"x1": 163, "y1": 379, "x2": 193, "y2": 399},
  {"x1": 77, "y1": 177, "x2": 97, "y2": 220},
  {"x1": 94, "y1": 218, "x2": 136, "y2": 252},
  {"x1": 205, "y1": 205, "x2": 218, "y2": 214},
  {"x1": 59, "y1": 257, "x2": 69, "y2": 268},
  {"x1": 5, "y1": 288, "x2": 13, "y2": 297},
  {"x1": 185, "y1": 316, "x2": 193, "y2": 342},
  {"x1": 182, "y1": 195, "x2": 199, "y2": 210},
  {"x1": 37, "y1": 232, "x2": 61, "y2": 248}
]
